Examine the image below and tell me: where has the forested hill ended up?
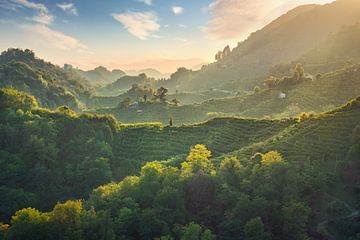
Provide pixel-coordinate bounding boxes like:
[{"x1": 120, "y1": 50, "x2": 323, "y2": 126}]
[
  {"x1": 167, "y1": 0, "x2": 360, "y2": 92},
  {"x1": 74, "y1": 66, "x2": 126, "y2": 87},
  {"x1": 0, "y1": 48, "x2": 93, "y2": 110},
  {"x1": 1, "y1": 88, "x2": 359, "y2": 239}
]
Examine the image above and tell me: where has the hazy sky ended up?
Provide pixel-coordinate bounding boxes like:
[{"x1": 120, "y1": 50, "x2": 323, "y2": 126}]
[{"x1": 0, "y1": 0, "x2": 333, "y2": 72}]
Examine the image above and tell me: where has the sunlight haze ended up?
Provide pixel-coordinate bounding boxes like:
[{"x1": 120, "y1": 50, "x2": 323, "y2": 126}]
[{"x1": 0, "y1": 0, "x2": 333, "y2": 72}]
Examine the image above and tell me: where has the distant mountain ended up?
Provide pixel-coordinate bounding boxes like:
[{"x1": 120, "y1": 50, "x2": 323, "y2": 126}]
[
  {"x1": 0, "y1": 48, "x2": 93, "y2": 110},
  {"x1": 97, "y1": 73, "x2": 151, "y2": 96},
  {"x1": 170, "y1": 0, "x2": 360, "y2": 92},
  {"x1": 74, "y1": 66, "x2": 126, "y2": 86},
  {"x1": 125, "y1": 68, "x2": 170, "y2": 79}
]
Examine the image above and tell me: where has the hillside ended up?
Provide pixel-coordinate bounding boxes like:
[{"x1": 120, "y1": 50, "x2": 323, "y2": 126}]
[
  {"x1": 94, "y1": 63, "x2": 360, "y2": 124},
  {"x1": 125, "y1": 68, "x2": 169, "y2": 79},
  {"x1": 0, "y1": 49, "x2": 93, "y2": 110},
  {"x1": 0, "y1": 88, "x2": 291, "y2": 222},
  {"x1": 1, "y1": 88, "x2": 359, "y2": 239},
  {"x1": 87, "y1": 86, "x2": 233, "y2": 109},
  {"x1": 167, "y1": 0, "x2": 360, "y2": 92},
  {"x1": 97, "y1": 74, "x2": 154, "y2": 96},
  {"x1": 74, "y1": 66, "x2": 126, "y2": 86}
]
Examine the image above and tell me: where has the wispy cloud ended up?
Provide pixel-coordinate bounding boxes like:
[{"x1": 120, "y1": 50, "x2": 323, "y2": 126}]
[
  {"x1": 172, "y1": 6, "x2": 184, "y2": 14},
  {"x1": 20, "y1": 23, "x2": 88, "y2": 51},
  {"x1": 139, "y1": 0, "x2": 152, "y2": 5},
  {"x1": 2, "y1": 0, "x2": 87, "y2": 53},
  {"x1": 111, "y1": 11, "x2": 160, "y2": 40},
  {"x1": 204, "y1": 0, "x2": 333, "y2": 41},
  {"x1": 0, "y1": 0, "x2": 20, "y2": 11},
  {"x1": 12, "y1": 0, "x2": 54, "y2": 25},
  {"x1": 57, "y1": 3, "x2": 78, "y2": 16}
]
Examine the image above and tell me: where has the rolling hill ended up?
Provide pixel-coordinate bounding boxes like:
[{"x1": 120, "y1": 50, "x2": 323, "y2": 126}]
[
  {"x1": 0, "y1": 48, "x2": 93, "y2": 110},
  {"x1": 166, "y1": 0, "x2": 360, "y2": 92},
  {"x1": 1, "y1": 88, "x2": 359, "y2": 239},
  {"x1": 74, "y1": 66, "x2": 126, "y2": 87},
  {"x1": 125, "y1": 68, "x2": 169, "y2": 79},
  {"x1": 93, "y1": 62, "x2": 360, "y2": 125}
]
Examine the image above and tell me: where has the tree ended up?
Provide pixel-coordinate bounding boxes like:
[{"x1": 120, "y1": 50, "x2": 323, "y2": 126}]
[
  {"x1": 50, "y1": 200, "x2": 84, "y2": 240},
  {"x1": 293, "y1": 63, "x2": 304, "y2": 80},
  {"x1": 180, "y1": 223, "x2": 215, "y2": 240},
  {"x1": 223, "y1": 45, "x2": 231, "y2": 57},
  {"x1": 261, "y1": 151, "x2": 284, "y2": 166},
  {"x1": 218, "y1": 156, "x2": 244, "y2": 187},
  {"x1": 181, "y1": 144, "x2": 214, "y2": 177},
  {"x1": 244, "y1": 217, "x2": 271, "y2": 240},
  {"x1": 5, "y1": 208, "x2": 50, "y2": 240},
  {"x1": 118, "y1": 97, "x2": 131, "y2": 109},
  {"x1": 215, "y1": 51, "x2": 223, "y2": 61},
  {"x1": 282, "y1": 200, "x2": 310, "y2": 240},
  {"x1": 254, "y1": 86, "x2": 261, "y2": 93},
  {"x1": 172, "y1": 98, "x2": 180, "y2": 106},
  {"x1": 169, "y1": 117, "x2": 173, "y2": 127},
  {"x1": 154, "y1": 87, "x2": 168, "y2": 103},
  {"x1": 0, "y1": 222, "x2": 9, "y2": 239},
  {"x1": 264, "y1": 76, "x2": 280, "y2": 88}
]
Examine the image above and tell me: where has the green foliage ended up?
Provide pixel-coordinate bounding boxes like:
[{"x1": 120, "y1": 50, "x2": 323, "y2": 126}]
[
  {"x1": 282, "y1": 200, "x2": 311, "y2": 240},
  {"x1": 244, "y1": 217, "x2": 271, "y2": 240},
  {"x1": 180, "y1": 222, "x2": 215, "y2": 240},
  {"x1": 154, "y1": 87, "x2": 168, "y2": 103},
  {"x1": 2, "y1": 88, "x2": 360, "y2": 239},
  {"x1": 293, "y1": 63, "x2": 305, "y2": 80},
  {"x1": 218, "y1": 156, "x2": 244, "y2": 187},
  {"x1": 0, "y1": 49, "x2": 92, "y2": 110},
  {"x1": 5, "y1": 208, "x2": 50, "y2": 240},
  {"x1": 181, "y1": 144, "x2": 214, "y2": 177},
  {"x1": 0, "y1": 88, "x2": 38, "y2": 110},
  {"x1": 260, "y1": 151, "x2": 284, "y2": 166}
]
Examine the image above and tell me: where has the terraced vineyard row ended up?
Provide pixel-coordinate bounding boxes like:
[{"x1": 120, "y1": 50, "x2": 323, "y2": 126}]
[
  {"x1": 111, "y1": 118, "x2": 293, "y2": 178},
  {"x1": 231, "y1": 103, "x2": 360, "y2": 175}
]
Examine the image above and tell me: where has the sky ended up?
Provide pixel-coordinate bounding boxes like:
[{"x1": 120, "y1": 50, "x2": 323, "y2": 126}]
[{"x1": 0, "y1": 0, "x2": 334, "y2": 73}]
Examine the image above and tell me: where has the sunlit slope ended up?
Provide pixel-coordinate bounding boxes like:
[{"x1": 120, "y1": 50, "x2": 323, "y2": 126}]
[
  {"x1": 171, "y1": 0, "x2": 360, "y2": 92},
  {"x1": 0, "y1": 49, "x2": 92, "y2": 110},
  {"x1": 94, "y1": 63, "x2": 360, "y2": 124},
  {"x1": 0, "y1": 87, "x2": 292, "y2": 220},
  {"x1": 112, "y1": 117, "x2": 292, "y2": 176},
  {"x1": 230, "y1": 97, "x2": 360, "y2": 168}
]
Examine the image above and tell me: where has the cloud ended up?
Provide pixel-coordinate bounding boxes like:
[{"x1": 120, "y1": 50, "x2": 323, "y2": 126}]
[
  {"x1": 19, "y1": 23, "x2": 88, "y2": 51},
  {"x1": 11, "y1": 0, "x2": 54, "y2": 25},
  {"x1": 172, "y1": 6, "x2": 184, "y2": 14},
  {"x1": 203, "y1": 0, "x2": 333, "y2": 40},
  {"x1": 57, "y1": 3, "x2": 78, "y2": 16},
  {"x1": 139, "y1": 0, "x2": 152, "y2": 5},
  {"x1": 111, "y1": 11, "x2": 160, "y2": 40},
  {"x1": 31, "y1": 12, "x2": 54, "y2": 25},
  {"x1": 0, "y1": 0, "x2": 20, "y2": 11}
]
